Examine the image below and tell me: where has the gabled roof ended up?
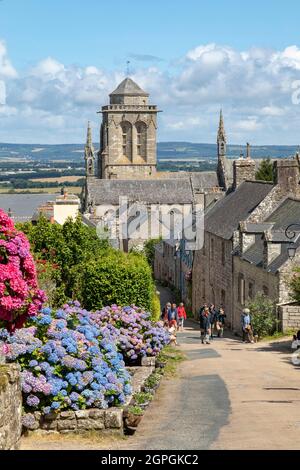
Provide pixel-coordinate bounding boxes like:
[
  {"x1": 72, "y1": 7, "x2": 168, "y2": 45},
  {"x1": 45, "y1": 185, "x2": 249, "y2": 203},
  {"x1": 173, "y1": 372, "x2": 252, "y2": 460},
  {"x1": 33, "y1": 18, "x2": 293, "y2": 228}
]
[
  {"x1": 86, "y1": 178, "x2": 194, "y2": 205},
  {"x1": 110, "y1": 78, "x2": 149, "y2": 97},
  {"x1": 242, "y1": 197, "x2": 300, "y2": 273},
  {"x1": 205, "y1": 181, "x2": 274, "y2": 239}
]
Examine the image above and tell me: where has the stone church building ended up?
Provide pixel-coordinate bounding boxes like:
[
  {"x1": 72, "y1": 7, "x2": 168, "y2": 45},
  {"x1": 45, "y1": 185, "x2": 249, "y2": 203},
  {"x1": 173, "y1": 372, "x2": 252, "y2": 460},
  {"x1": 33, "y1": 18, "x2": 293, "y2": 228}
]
[{"x1": 81, "y1": 77, "x2": 224, "y2": 247}]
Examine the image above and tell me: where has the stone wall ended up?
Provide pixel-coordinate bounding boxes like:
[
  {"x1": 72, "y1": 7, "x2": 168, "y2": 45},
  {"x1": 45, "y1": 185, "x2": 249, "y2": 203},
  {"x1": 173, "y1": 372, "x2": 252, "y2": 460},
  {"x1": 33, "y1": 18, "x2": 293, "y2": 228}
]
[
  {"x1": 23, "y1": 364, "x2": 155, "y2": 436},
  {"x1": 23, "y1": 408, "x2": 123, "y2": 435},
  {"x1": 192, "y1": 233, "x2": 233, "y2": 324},
  {"x1": 232, "y1": 256, "x2": 279, "y2": 332},
  {"x1": 278, "y1": 304, "x2": 300, "y2": 332},
  {"x1": 0, "y1": 363, "x2": 22, "y2": 450}
]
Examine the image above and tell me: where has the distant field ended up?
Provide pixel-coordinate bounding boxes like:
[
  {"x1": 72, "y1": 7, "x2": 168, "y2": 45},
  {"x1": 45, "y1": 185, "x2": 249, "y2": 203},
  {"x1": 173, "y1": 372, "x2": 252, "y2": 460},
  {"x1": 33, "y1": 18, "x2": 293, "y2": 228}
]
[
  {"x1": 0, "y1": 186, "x2": 82, "y2": 194},
  {"x1": 29, "y1": 176, "x2": 82, "y2": 183}
]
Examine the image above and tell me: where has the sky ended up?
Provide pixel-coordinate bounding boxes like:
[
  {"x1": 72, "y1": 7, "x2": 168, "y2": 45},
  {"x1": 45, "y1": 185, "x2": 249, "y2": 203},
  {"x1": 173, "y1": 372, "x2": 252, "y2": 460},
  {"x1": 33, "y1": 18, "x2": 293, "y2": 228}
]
[{"x1": 1, "y1": 0, "x2": 300, "y2": 144}]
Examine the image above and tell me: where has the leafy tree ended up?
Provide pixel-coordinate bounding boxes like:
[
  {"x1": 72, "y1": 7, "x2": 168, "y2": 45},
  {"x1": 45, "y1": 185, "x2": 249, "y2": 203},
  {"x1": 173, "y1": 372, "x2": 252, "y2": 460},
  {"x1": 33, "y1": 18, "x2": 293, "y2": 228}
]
[
  {"x1": 246, "y1": 293, "x2": 277, "y2": 337},
  {"x1": 143, "y1": 238, "x2": 162, "y2": 268},
  {"x1": 78, "y1": 250, "x2": 154, "y2": 311},
  {"x1": 18, "y1": 216, "x2": 108, "y2": 305},
  {"x1": 255, "y1": 158, "x2": 274, "y2": 182}
]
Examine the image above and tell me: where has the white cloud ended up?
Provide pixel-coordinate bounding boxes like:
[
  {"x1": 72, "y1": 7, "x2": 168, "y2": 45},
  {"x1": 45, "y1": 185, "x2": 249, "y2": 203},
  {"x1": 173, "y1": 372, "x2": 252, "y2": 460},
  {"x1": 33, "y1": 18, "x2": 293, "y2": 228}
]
[
  {"x1": 0, "y1": 41, "x2": 17, "y2": 79},
  {"x1": 2, "y1": 40, "x2": 300, "y2": 143}
]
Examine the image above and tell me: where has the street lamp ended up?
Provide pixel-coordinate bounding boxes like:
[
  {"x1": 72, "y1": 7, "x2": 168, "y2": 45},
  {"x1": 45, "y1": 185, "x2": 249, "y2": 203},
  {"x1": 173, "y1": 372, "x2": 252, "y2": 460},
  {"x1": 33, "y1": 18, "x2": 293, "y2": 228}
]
[{"x1": 285, "y1": 223, "x2": 300, "y2": 260}]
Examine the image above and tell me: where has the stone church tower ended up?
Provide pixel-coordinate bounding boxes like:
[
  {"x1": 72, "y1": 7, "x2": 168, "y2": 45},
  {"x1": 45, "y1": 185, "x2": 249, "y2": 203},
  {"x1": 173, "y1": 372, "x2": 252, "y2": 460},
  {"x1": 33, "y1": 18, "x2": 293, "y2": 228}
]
[
  {"x1": 98, "y1": 77, "x2": 159, "y2": 179},
  {"x1": 217, "y1": 109, "x2": 228, "y2": 190}
]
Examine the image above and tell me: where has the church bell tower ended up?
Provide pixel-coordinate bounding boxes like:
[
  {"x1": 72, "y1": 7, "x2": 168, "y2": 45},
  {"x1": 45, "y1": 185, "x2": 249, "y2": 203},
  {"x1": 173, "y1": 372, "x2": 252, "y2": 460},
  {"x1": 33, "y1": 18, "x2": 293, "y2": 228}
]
[{"x1": 98, "y1": 77, "x2": 159, "y2": 180}]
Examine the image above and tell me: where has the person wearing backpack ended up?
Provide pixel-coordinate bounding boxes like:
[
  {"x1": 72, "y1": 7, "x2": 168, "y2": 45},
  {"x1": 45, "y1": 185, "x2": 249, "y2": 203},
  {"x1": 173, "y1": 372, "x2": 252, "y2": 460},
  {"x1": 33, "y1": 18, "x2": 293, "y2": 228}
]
[
  {"x1": 168, "y1": 303, "x2": 178, "y2": 328},
  {"x1": 199, "y1": 306, "x2": 212, "y2": 344}
]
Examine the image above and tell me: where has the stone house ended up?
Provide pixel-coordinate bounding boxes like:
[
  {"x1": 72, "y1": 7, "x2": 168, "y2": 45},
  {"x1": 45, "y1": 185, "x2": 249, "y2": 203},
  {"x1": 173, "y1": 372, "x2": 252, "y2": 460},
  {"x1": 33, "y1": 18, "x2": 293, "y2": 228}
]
[
  {"x1": 233, "y1": 196, "x2": 300, "y2": 332},
  {"x1": 154, "y1": 238, "x2": 193, "y2": 307},
  {"x1": 192, "y1": 158, "x2": 300, "y2": 330},
  {"x1": 192, "y1": 174, "x2": 273, "y2": 325}
]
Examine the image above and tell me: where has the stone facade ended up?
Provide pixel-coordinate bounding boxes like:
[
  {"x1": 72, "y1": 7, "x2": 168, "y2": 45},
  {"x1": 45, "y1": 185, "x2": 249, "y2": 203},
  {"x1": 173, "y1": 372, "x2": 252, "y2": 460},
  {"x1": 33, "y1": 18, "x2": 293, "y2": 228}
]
[
  {"x1": 192, "y1": 233, "x2": 234, "y2": 324},
  {"x1": 232, "y1": 255, "x2": 279, "y2": 332},
  {"x1": 154, "y1": 239, "x2": 193, "y2": 307},
  {"x1": 193, "y1": 159, "x2": 300, "y2": 330},
  {"x1": 278, "y1": 304, "x2": 300, "y2": 331},
  {"x1": 98, "y1": 78, "x2": 158, "y2": 180},
  {"x1": 0, "y1": 363, "x2": 22, "y2": 450}
]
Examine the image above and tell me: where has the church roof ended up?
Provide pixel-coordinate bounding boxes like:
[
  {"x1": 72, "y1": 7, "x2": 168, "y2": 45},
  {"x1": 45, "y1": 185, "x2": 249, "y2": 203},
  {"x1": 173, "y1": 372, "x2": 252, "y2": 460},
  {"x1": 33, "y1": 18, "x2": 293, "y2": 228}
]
[
  {"x1": 110, "y1": 78, "x2": 149, "y2": 97},
  {"x1": 86, "y1": 178, "x2": 194, "y2": 205}
]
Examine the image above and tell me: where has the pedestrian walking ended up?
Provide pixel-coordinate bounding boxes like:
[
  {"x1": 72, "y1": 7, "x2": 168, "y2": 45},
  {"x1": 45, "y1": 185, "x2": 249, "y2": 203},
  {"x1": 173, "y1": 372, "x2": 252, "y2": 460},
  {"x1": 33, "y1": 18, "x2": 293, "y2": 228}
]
[
  {"x1": 177, "y1": 302, "x2": 187, "y2": 331},
  {"x1": 216, "y1": 307, "x2": 226, "y2": 338},
  {"x1": 209, "y1": 304, "x2": 218, "y2": 340},
  {"x1": 168, "y1": 303, "x2": 178, "y2": 328},
  {"x1": 161, "y1": 302, "x2": 171, "y2": 327},
  {"x1": 241, "y1": 308, "x2": 254, "y2": 343},
  {"x1": 199, "y1": 306, "x2": 211, "y2": 344}
]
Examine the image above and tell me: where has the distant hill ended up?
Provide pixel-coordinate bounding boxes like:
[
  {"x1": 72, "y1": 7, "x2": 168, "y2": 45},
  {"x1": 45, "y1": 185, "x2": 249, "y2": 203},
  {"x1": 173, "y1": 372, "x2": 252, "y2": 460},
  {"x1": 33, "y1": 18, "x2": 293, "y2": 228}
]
[
  {"x1": 158, "y1": 142, "x2": 299, "y2": 159},
  {"x1": 0, "y1": 142, "x2": 298, "y2": 161}
]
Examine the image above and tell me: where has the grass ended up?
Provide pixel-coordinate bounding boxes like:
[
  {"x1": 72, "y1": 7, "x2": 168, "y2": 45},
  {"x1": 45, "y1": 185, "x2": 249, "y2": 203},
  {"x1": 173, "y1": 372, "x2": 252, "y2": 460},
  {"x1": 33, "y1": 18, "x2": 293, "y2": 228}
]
[
  {"x1": 261, "y1": 329, "x2": 295, "y2": 342},
  {"x1": 30, "y1": 176, "x2": 82, "y2": 183},
  {"x1": 0, "y1": 186, "x2": 82, "y2": 194},
  {"x1": 157, "y1": 345, "x2": 186, "y2": 377}
]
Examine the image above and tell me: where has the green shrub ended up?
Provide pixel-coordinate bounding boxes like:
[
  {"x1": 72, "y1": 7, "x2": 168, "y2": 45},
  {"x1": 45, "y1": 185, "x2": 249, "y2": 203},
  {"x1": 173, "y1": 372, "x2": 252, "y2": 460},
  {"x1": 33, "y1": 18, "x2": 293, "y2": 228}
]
[
  {"x1": 289, "y1": 268, "x2": 300, "y2": 303},
  {"x1": 143, "y1": 238, "x2": 161, "y2": 267},
  {"x1": 133, "y1": 392, "x2": 153, "y2": 404},
  {"x1": 151, "y1": 291, "x2": 161, "y2": 322},
  {"x1": 78, "y1": 249, "x2": 154, "y2": 311},
  {"x1": 126, "y1": 406, "x2": 144, "y2": 416},
  {"x1": 246, "y1": 293, "x2": 278, "y2": 337}
]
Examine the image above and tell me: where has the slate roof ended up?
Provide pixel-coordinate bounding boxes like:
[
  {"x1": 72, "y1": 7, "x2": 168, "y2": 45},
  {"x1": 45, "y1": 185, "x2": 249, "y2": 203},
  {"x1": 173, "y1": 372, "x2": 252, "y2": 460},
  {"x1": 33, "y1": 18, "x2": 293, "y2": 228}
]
[
  {"x1": 242, "y1": 198, "x2": 300, "y2": 273},
  {"x1": 110, "y1": 78, "x2": 148, "y2": 97},
  {"x1": 86, "y1": 178, "x2": 194, "y2": 205},
  {"x1": 204, "y1": 181, "x2": 274, "y2": 239},
  {"x1": 0, "y1": 194, "x2": 56, "y2": 222},
  {"x1": 191, "y1": 172, "x2": 218, "y2": 191}
]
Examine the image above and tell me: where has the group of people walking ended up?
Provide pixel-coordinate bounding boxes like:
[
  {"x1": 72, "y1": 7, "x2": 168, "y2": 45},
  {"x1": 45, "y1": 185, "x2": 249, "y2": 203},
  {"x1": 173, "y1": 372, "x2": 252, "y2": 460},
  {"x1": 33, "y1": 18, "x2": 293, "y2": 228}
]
[
  {"x1": 161, "y1": 299, "x2": 258, "y2": 346},
  {"x1": 198, "y1": 304, "x2": 226, "y2": 344},
  {"x1": 161, "y1": 302, "x2": 187, "y2": 331}
]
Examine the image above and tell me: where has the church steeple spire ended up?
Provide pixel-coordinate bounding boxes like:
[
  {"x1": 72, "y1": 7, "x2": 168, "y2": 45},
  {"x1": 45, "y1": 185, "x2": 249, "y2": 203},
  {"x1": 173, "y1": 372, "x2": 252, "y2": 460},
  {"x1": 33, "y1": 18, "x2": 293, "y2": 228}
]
[
  {"x1": 85, "y1": 121, "x2": 95, "y2": 177},
  {"x1": 217, "y1": 109, "x2": 228, "y2": 190},
  {"x1": 217, "y1": 109, "x2": 226, "y2": 151}
]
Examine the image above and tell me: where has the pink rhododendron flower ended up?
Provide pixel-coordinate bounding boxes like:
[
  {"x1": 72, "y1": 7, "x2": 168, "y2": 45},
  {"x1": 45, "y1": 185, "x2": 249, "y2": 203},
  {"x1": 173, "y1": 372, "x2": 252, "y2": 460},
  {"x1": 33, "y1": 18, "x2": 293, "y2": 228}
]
[{"x1": 0, "y1": 209, "x2": 46, "y2": 330}]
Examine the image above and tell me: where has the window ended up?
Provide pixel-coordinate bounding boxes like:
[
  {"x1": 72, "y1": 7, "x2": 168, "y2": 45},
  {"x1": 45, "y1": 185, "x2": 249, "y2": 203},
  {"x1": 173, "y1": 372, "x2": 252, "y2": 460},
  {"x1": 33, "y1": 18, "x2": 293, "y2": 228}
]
[
  {"x1": 221, "y1": 289, "x2": 226, "y2": 307},
  {"x1": 221, "y1": 241, "x2": 225, "y2": 266},
  {"x1": 210, "y1": 237, "x2": 215, "y2": 259},
  {"x1": 135, "y1": 121, "x2": 147, "y2": 159},
  {"x1": 263, "y1": 285, "x2": 269, "y2": 297},
  {"x1": 248, "y1": 282, "x2": 254, "y2": 299},
  {"x1": 202, "y1": 278, "x2": 206, "y2": 300},
  {"x1": 120, "y1": 122, "x2": 132, "y2": 160},
  {"x1": 238, "y1": 273, "x2": 245, "y2": 305}
]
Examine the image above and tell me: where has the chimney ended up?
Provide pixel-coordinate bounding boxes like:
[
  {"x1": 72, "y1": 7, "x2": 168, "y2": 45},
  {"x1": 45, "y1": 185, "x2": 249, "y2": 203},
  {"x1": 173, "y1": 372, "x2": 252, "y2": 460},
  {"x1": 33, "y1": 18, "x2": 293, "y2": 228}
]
[
  {"x1": 263, "y1": 231, "x2": 281, "y2": 268},
  {"x1": 233, "y1": 153, "x2": 256, "y2": 190},
  {"x1": 274, "y1": 159, "x2": 299, "y2": 194}
]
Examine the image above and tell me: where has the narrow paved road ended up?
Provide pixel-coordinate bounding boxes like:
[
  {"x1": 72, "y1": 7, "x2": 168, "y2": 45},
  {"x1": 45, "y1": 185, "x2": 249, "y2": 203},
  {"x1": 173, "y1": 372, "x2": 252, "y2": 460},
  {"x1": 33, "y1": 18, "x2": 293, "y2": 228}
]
[
  {"x1": 122, "y1": 322, "x2": 300, "y2": 450},
  {"x1": 21, "y1": 321, "x2": 300, "y2": 450}
]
